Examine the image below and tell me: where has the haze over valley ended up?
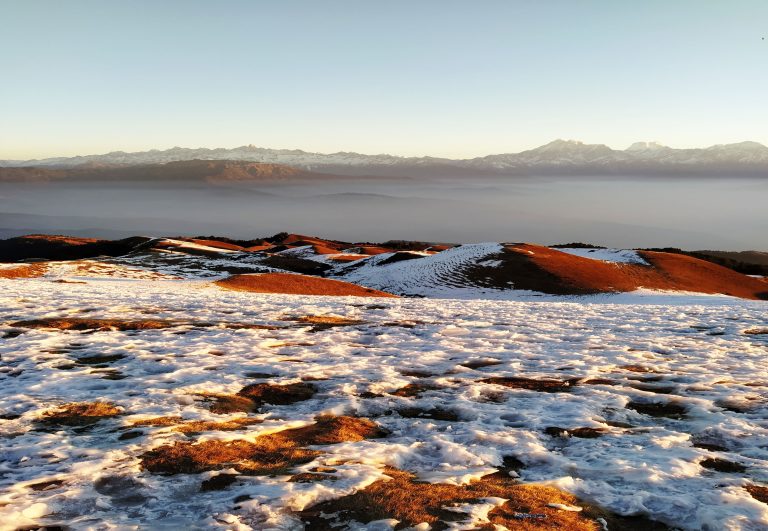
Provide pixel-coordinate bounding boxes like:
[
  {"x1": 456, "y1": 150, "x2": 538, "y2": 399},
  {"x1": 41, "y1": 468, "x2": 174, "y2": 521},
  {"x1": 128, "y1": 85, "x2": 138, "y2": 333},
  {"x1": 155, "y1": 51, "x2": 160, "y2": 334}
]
[{"x1": 1, "y1": 144, "x2": 767, "y2": 249}]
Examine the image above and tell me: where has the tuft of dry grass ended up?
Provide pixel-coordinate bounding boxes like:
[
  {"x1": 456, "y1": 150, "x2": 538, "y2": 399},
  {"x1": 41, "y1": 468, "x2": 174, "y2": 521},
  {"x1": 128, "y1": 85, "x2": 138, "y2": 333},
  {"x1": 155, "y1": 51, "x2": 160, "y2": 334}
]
[
  {"x1": 140, "y1": 415, "x2": 384, "y2": 475},
  {"x1": 297, "y1": 467, "x2": 668, "y2": 530},
  {"x1": 39, "y1": 402, "x2": 122, "y2": 426}
]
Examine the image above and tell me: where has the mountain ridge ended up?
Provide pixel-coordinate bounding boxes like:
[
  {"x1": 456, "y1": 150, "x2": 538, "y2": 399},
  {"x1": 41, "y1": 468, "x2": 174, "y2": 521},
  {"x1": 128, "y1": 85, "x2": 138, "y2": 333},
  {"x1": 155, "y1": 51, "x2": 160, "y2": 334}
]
[{"x1": 3, "y1": 139, "x2": 768, "y2": 177}]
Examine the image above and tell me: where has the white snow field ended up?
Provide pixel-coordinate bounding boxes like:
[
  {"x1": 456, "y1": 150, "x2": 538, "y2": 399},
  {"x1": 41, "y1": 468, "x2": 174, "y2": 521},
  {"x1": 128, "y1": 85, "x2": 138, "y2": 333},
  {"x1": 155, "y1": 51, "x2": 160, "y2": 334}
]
[{"x1": 1, "y1": 277, "x2": 768, "y2": 530}]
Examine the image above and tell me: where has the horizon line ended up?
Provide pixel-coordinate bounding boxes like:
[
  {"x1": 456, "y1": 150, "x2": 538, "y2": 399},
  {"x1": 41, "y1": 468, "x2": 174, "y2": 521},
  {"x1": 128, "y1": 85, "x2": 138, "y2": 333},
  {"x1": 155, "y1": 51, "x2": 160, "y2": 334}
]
[{"x1": 4, "y1": 138, "x2": 768, "y2": 164}]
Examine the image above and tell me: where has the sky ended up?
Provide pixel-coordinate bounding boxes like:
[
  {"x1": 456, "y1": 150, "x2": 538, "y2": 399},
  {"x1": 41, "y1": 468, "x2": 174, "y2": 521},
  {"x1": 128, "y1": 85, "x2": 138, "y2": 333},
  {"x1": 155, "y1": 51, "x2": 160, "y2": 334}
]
[{"x1": 1, "y1": 0, "x2": 767, "y2": 160}]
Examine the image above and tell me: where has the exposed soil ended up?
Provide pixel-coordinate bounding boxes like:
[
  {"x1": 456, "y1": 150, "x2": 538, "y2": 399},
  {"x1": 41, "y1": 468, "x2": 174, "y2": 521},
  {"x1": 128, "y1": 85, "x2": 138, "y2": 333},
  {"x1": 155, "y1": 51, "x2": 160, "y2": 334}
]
[
  {"x1": 700, "y1": 458, "x2": 746, "y2": 473},
  {"x1": 236, "y1": 382, "x2": 316, "y2": 407},
  {"x1": 200, "y1": 474, "x2": 240, "y2": 491},
  {"x1": 626, "y1": 401, "x2": 687, "y2": 419},
  {"x1": 74, "y1": 354, "x2": 126, "y2": 365},
  {"x1": 26, "y1": 479, "x2": 66, "y2": 492},
  {"x1": 216, "y1": 273, "x2": 397, "y2": 297}
]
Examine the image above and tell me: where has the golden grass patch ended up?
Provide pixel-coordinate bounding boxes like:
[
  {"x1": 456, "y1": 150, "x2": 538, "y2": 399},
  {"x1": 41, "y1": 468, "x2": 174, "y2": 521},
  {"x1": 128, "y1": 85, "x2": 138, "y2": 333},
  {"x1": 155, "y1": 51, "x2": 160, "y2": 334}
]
[
  {"x1": 39, "y1": 401, "x2": 122, "y2": 426},
  {"x1": 131, "y1": 416, "x2": 263, "y2": 433},
  {"x1": 296, "y1": 467, "x2": 664, "y2": 530},
  {"x1": 139, "y1": 415, "x2": 384, "y2": 475}
]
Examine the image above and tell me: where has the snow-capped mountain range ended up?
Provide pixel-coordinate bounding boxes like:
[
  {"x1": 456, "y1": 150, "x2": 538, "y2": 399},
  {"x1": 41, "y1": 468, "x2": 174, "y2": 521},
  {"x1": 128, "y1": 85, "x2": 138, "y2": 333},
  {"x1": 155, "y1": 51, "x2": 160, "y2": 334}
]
[{"x1": 3, "y1": 139, "x2": 768, "y2": 177}]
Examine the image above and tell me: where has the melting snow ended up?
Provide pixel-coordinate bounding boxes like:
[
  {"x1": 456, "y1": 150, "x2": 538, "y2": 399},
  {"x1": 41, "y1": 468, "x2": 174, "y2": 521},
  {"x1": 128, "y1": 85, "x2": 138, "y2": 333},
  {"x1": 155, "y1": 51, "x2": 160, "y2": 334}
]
[{"x1": 1, "y1": 278, "x2": 767, "y2": 529}]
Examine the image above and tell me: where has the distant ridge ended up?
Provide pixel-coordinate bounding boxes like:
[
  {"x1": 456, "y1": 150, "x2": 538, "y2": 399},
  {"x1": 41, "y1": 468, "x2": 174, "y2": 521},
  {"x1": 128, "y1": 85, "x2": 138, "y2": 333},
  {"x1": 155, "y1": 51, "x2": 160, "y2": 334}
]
[
  {"x1": 2, "y1": 139, "x2": 768, "y2": 177},
  {"x1": 0, "y1": 159, "x2": 350, "y2": 183}
]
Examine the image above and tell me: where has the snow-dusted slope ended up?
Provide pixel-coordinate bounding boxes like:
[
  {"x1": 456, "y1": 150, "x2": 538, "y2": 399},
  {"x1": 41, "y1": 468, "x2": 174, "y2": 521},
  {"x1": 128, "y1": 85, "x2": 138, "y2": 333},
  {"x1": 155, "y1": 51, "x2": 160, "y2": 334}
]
[
  {"x1": 1, "y1": 278, "x2": 767, "y2": 529},
  {"x1": 339, "y1": 243, "x2": 509, "y2": 298}
]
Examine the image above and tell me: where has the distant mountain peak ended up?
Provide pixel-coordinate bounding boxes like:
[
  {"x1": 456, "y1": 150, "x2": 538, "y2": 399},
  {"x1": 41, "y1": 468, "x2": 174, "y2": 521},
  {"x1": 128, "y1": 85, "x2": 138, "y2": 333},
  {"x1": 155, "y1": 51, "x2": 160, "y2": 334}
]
[
  {"x1": 626, "y1": 141, "x2": 669, "y2": 151},
  {"x1": 3, "y1": 139, "x2": 768, "y2": 177}
]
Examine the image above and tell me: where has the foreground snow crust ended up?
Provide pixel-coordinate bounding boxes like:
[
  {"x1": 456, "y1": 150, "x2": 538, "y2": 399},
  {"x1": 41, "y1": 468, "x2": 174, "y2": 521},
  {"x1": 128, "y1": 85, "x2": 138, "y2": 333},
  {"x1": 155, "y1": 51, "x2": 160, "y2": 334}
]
[{"x1": 1, "y1": 278, "x2": 767, "y2": 530}]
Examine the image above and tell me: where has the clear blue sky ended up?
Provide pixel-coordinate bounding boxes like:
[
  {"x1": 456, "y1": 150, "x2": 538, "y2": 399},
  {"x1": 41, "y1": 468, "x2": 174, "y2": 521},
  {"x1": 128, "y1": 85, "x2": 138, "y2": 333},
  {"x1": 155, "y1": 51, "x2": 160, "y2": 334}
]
[{"x1": 1, "y1": 0, "x2": 766, "y2": 159}]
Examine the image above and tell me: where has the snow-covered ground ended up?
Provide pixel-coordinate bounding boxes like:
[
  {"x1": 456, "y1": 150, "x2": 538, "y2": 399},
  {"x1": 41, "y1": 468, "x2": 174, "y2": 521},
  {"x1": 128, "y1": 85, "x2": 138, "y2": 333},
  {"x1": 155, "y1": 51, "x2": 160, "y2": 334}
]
[
  {"x1": 1, "y1": 278, "x2": 768, "y2": 529},
  {"x1": 340, "y1": 243, "x2": 509, "y2": 298}
]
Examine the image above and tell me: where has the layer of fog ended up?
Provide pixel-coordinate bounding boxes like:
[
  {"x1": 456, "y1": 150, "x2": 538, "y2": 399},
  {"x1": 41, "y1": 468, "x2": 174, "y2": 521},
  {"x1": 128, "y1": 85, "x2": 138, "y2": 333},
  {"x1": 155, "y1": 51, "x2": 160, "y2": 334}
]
[{"x1": 1, "y1": 176, "x2": 766, "y2": 250}]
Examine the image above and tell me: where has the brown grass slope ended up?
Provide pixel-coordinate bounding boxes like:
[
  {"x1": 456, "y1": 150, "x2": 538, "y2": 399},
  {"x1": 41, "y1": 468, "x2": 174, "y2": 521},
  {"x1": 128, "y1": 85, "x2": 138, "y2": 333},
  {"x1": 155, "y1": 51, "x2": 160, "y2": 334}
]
[
  {"x1": 216, "y1": 272, "x2": 398, "y2": 297},
  {"x1": 471, "y1": 244, "x2": 768, "y2": 299}
]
